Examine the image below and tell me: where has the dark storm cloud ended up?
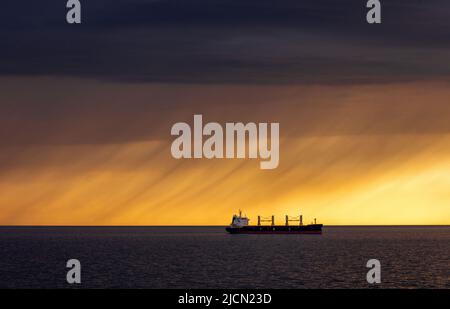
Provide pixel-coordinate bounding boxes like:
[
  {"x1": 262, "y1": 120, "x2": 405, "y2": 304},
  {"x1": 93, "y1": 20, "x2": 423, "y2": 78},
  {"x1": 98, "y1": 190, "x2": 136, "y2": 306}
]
[{"x1": 0, "y1": 0, "x2": 449, "y2": 84}]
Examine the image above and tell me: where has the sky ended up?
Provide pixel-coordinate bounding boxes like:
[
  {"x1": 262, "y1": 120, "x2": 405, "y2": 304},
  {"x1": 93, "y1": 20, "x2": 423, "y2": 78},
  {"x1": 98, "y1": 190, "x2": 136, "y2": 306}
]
[{"x1": 0, "y1": 0, "x2": 449, "y2": 225}]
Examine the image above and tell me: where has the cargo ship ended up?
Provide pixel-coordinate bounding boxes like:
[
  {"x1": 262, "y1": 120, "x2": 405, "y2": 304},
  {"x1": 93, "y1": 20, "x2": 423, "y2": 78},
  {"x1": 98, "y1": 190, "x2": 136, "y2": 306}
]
[{"x1": 225, "y1": 210, "x2": 322, "y2": 234}]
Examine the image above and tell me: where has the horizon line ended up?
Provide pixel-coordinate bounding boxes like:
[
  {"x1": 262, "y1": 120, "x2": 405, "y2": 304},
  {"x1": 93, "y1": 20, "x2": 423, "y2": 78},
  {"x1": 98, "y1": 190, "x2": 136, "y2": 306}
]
[{"x1": 0, "y1": 224, "x2": 449, "y2": 228}]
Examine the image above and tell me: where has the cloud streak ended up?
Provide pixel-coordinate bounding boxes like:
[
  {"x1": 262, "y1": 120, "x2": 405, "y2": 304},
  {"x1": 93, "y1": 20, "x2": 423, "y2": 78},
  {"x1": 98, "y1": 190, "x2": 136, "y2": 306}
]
[{"x1": 1, "y1": 79, "x2": 450, "y2": 224}]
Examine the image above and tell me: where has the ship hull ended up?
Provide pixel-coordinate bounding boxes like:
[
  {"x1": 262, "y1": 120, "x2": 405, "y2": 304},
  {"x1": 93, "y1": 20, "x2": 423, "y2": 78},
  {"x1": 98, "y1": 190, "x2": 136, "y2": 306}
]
[{"x1": 226, "y1": 224, "x2": 323, "y2": 234}]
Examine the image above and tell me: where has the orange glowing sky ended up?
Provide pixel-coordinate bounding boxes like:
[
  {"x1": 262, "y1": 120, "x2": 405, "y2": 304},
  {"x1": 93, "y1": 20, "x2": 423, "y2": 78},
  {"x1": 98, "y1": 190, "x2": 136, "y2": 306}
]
[{"x1": 0, "y1": 77, "x2": 449, "y2": 225}]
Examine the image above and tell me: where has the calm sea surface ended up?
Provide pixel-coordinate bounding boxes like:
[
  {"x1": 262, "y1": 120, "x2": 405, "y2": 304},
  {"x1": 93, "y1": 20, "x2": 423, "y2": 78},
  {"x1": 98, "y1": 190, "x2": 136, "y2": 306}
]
[{"x1": 0, "y1": 226, "x2": 448, "y2": 288}]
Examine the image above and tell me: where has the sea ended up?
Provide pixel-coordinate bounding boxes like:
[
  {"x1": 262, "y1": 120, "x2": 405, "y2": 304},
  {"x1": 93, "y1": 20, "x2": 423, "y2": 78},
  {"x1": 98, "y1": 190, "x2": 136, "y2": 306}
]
[{"x1": 0, "y1": 226, "x2": 448, "y2": 288}]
